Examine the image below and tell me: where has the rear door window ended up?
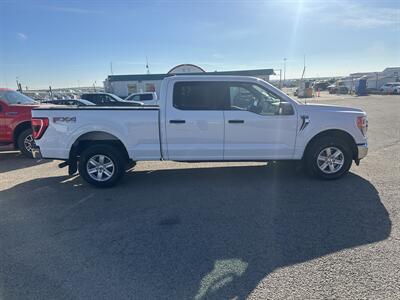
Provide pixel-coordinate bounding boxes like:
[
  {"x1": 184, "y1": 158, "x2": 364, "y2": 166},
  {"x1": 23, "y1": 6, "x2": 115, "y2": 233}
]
[{"x1": 173, "y1": 82, "x2": 227, "y2": 110}]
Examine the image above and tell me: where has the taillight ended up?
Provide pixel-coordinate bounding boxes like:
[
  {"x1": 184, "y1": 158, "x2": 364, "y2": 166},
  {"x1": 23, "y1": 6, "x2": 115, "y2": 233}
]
[
  {"x1": 31, "y1": 117, "x2": 49, "y2": 139},
  {"x1": 356, "y1": 116, "x2": 368, "y2": 137}
]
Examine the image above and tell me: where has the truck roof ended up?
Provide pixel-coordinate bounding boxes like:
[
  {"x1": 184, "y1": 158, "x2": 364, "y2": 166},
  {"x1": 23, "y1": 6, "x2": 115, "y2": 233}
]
[{"x1": 166, "y1": 75, "x2": 264, "y2": 82}]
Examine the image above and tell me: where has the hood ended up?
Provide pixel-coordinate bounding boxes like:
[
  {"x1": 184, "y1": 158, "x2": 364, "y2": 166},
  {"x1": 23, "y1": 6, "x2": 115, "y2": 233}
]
[
  {"x1": 9, "y1": 103, "x2": 40, "y2": 110},
  {"x1": 10, "y1": 103, "x2": 55, "y2": 111},
  {"x1": 302, "y1": 103, "x2": 365, "y2": 114}
]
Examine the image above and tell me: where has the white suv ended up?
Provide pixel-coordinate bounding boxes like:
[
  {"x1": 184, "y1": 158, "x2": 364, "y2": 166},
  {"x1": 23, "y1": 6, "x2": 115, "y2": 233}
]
[
  {"x1": 125, "y1": 92, "x2": 158, "y2": 105},
  {"x1": 380, "y1": 83, "x2": 400, "y2": 94}
]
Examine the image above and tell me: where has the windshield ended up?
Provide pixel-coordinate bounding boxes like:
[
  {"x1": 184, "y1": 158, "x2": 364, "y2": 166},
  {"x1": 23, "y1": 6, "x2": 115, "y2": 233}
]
[
  {"x1": 110, "y1": 94, "x2": 125, "y2": 101},
  {"x1": 0, "y1": 90, "x2": 38, "y2": 105}
]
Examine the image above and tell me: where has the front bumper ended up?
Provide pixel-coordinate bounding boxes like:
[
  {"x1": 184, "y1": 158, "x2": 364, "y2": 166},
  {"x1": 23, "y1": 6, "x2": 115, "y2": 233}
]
[
  {"x1": 357, "y1": 143, "x2": 368, "y2": 160},
  {"x1": 31, "y1": 146, "x2": 43, "y2": 159}
]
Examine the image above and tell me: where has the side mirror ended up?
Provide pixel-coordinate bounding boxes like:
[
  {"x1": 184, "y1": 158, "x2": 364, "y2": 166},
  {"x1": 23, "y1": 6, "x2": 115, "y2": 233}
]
[{"x1": 278, "y1": 102, "x2": 294, "y2": 115}]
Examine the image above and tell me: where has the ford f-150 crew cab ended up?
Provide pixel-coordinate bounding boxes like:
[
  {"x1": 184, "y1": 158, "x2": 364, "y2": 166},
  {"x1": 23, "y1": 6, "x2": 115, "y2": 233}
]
[{"x1": 31, "y1": 76, "x2": 368, "y2": 187}]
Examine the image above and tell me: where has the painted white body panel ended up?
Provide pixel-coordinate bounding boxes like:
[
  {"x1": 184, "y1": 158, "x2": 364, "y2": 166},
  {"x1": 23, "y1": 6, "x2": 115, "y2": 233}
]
[
  {"x1": 33, "y1": 75, "x2": 368, "y2": 163},
  {"x1": 223, "y1": 110, "x2": 298, "y2": 159},
  {"x1": 293, "y1": 103, "x2": 367, "y2": 159},
  {"x1": 33, "y1": 108, "x2": 160, "y2": 160},
  {"x1": 162, "y1": 77, "x2": 224, "y2": 160}
]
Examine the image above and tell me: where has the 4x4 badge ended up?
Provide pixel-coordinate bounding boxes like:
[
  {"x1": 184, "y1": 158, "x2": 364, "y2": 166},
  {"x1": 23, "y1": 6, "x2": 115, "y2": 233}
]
[{"x1": 53, "y1": 117, "x2": 76, "y2": 123}]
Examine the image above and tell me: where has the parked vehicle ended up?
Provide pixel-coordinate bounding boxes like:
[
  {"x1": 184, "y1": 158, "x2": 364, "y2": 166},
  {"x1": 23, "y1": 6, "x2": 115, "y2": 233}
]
[
  {"x1": 0, "y1": 88, "x2": 40, "y2": 157},
  {"x1": 328, "y1": 84, "x2": 349, "y2": 94},
  {"x1": 380, "y1": 83, "x2": 400, "y2": 94},
  {"x1": 32, "y1": 76, "x2": 368, "y2": 187},
  {"x1": 42, "y1": 99, "x2": 95, "y2": 106},
  {"x1": 125, "y1": 92, "x2": 158, "y2": 105},
  {"x1": 313, "y1": 81, "x2": 330, "y2": 91},
  {"x1": 80, "y1": 92, "x2": 142, "y2": 106}
]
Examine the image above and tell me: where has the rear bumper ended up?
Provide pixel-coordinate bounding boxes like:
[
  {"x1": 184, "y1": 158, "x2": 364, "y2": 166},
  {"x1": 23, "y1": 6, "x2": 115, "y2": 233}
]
[
  {"x1": 32, "y1": 146, "x2": 43, "y2": 159},
  {"x1": 357, "y1": 143, "x2": 368, "y2": 160}
]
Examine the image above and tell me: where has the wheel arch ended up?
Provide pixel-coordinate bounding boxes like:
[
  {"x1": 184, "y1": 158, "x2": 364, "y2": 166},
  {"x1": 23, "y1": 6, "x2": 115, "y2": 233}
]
[
  {"x1": 13, "y1": 121, "x2": 32, "y2": 148},
  {"x1": 302, "y1": 129, "x2": 358, "y2": 160},
  {"x1": 69, "y1": 131, "x2": 130, "y2": 163}
]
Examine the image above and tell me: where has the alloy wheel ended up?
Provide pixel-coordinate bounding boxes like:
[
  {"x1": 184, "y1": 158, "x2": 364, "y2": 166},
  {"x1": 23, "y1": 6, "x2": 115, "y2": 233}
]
[
  {"x1": 86, "y1": 154, "x2": 115, "y2": 182},
  {"x1": 317, "y1": 146, "x2": 345, "y2": 174},
  {"x1": 24, "y1": 134, "x2": 35, "y2": 153}
]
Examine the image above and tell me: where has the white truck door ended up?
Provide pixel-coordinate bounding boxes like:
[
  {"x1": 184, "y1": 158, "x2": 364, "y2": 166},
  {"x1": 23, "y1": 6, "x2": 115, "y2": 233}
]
[
  {"x1": 223, "y1": 82, "x2": 297, "y2": 160},
  {"x1": 165, "y1": 81, "x2": 225, "y2": 160}
]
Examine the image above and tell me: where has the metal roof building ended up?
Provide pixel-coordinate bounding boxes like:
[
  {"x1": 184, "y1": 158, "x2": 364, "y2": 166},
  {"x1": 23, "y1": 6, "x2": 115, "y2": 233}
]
[{"x1": 104, "y1": 65, "x2": 275, "y2": 98}]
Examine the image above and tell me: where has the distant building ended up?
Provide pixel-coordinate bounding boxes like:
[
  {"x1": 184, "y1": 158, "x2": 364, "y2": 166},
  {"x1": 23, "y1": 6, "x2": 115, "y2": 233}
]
[
  {"x1": 348, "y1": 67, "x2": 399, "y2": 90},
  {"x1": 104, "y1": 64, "x2": 275, "y2": 97}
]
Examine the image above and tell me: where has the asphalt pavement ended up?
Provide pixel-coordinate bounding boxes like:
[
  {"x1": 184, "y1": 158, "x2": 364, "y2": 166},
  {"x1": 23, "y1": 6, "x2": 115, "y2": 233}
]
[{"x1": 0, "y1": 94, "x2": 399, "y2": 299}]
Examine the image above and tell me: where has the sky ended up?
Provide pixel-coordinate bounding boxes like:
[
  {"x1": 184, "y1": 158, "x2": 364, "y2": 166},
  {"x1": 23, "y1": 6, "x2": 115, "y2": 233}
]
[{"x1": 0, "y1": 0, "x2": 399, "y2": 89}]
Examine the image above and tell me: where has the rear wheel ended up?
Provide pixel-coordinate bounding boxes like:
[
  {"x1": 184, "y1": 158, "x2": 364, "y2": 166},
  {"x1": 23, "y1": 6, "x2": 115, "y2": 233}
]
[
  {"x1": 17, "y1": 128, "x2": 35, "y2": 158},
  {"x1": 305, "y1": 137, "x2": 352, "y2": 180},
  {"x1": 78, "y1": 144, "x2": 125, "y2": 187}
]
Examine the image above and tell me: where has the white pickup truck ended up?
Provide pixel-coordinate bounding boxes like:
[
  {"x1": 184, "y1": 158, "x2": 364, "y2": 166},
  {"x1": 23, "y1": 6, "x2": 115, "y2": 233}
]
[{"x1": 31, "y1": 75, "x2": 368, "y2": 187}]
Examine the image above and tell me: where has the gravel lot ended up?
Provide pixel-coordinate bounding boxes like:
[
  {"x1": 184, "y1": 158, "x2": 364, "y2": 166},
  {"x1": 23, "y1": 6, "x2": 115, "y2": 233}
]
[{"x1": 1, "y1": 95, "x2": 399, "y2": 299}]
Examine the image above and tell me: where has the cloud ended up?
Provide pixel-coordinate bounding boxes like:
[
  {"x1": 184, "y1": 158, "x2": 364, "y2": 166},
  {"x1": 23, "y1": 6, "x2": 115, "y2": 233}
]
[
  {"x1": 211, "y1": 53, "x2": 224, "y2": 59},
  {"x1": 17, "y1": 32, "x2": 28, "y2": 40},
  {"x1": 305, "y1": 1, "x2": 400, "y2": 29},
  {"x1": 328, "y1": 5, "x2": 399, "y2": 28},
  {"x1": 39, "y1": 5, "x2": 103, "y2": 14}
]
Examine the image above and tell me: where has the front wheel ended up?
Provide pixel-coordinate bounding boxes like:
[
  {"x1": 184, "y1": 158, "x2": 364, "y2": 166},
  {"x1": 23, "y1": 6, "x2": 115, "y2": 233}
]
[
  {"x1": 17, "y1": 128, "x2": 35, "y2": 158},
  {"x1": 78, "y1": 145, "x2": 125, "y2": 187},
  {"x1": 305, "y1": 137, "x2": 352, "y2": 180}
]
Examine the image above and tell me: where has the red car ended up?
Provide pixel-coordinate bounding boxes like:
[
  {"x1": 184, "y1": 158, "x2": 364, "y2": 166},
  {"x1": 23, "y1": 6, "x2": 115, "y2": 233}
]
[{"x1": 0, "y1": 88, "x2": 39, "y2": 157}]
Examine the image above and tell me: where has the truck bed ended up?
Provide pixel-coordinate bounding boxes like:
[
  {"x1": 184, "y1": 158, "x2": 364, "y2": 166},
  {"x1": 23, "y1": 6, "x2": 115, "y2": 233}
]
[{"x1": 32, "y1": 106, "x2": 161, "y2": 160}]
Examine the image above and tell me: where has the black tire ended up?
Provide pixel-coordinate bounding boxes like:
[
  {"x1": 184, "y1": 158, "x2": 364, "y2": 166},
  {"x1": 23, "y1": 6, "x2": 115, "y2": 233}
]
[
  {"x1": 304, "y1": 136, "x2": 352, "y2": 180},
  {"x1": 17, "y1": 128, "x2": 34, "y2": 158},
  {"x1": 78, "y1": 144, "x2": 125, "y2": 187}
]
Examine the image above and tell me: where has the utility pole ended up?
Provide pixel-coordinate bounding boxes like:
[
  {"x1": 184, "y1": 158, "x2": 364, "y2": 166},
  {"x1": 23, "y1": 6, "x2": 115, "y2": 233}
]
[
  {"x1": 283, "y1": 58, "x2": 287, "y2": 87},
  {"x1": 301, "y1": 55, "x2": 306, "y2": 80},
  {"x1": 275, "y1": 69, "x2": 282, "y2": 89},
  {"x1": 110, "y1": 62, "x2": 114, "y2": 75},
  {"x1": 16, "y1": 76, "x2": 21, "y2": 92},
  {"x1": 146, "y1": 57, "x2": 150, "y2": 74}
]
